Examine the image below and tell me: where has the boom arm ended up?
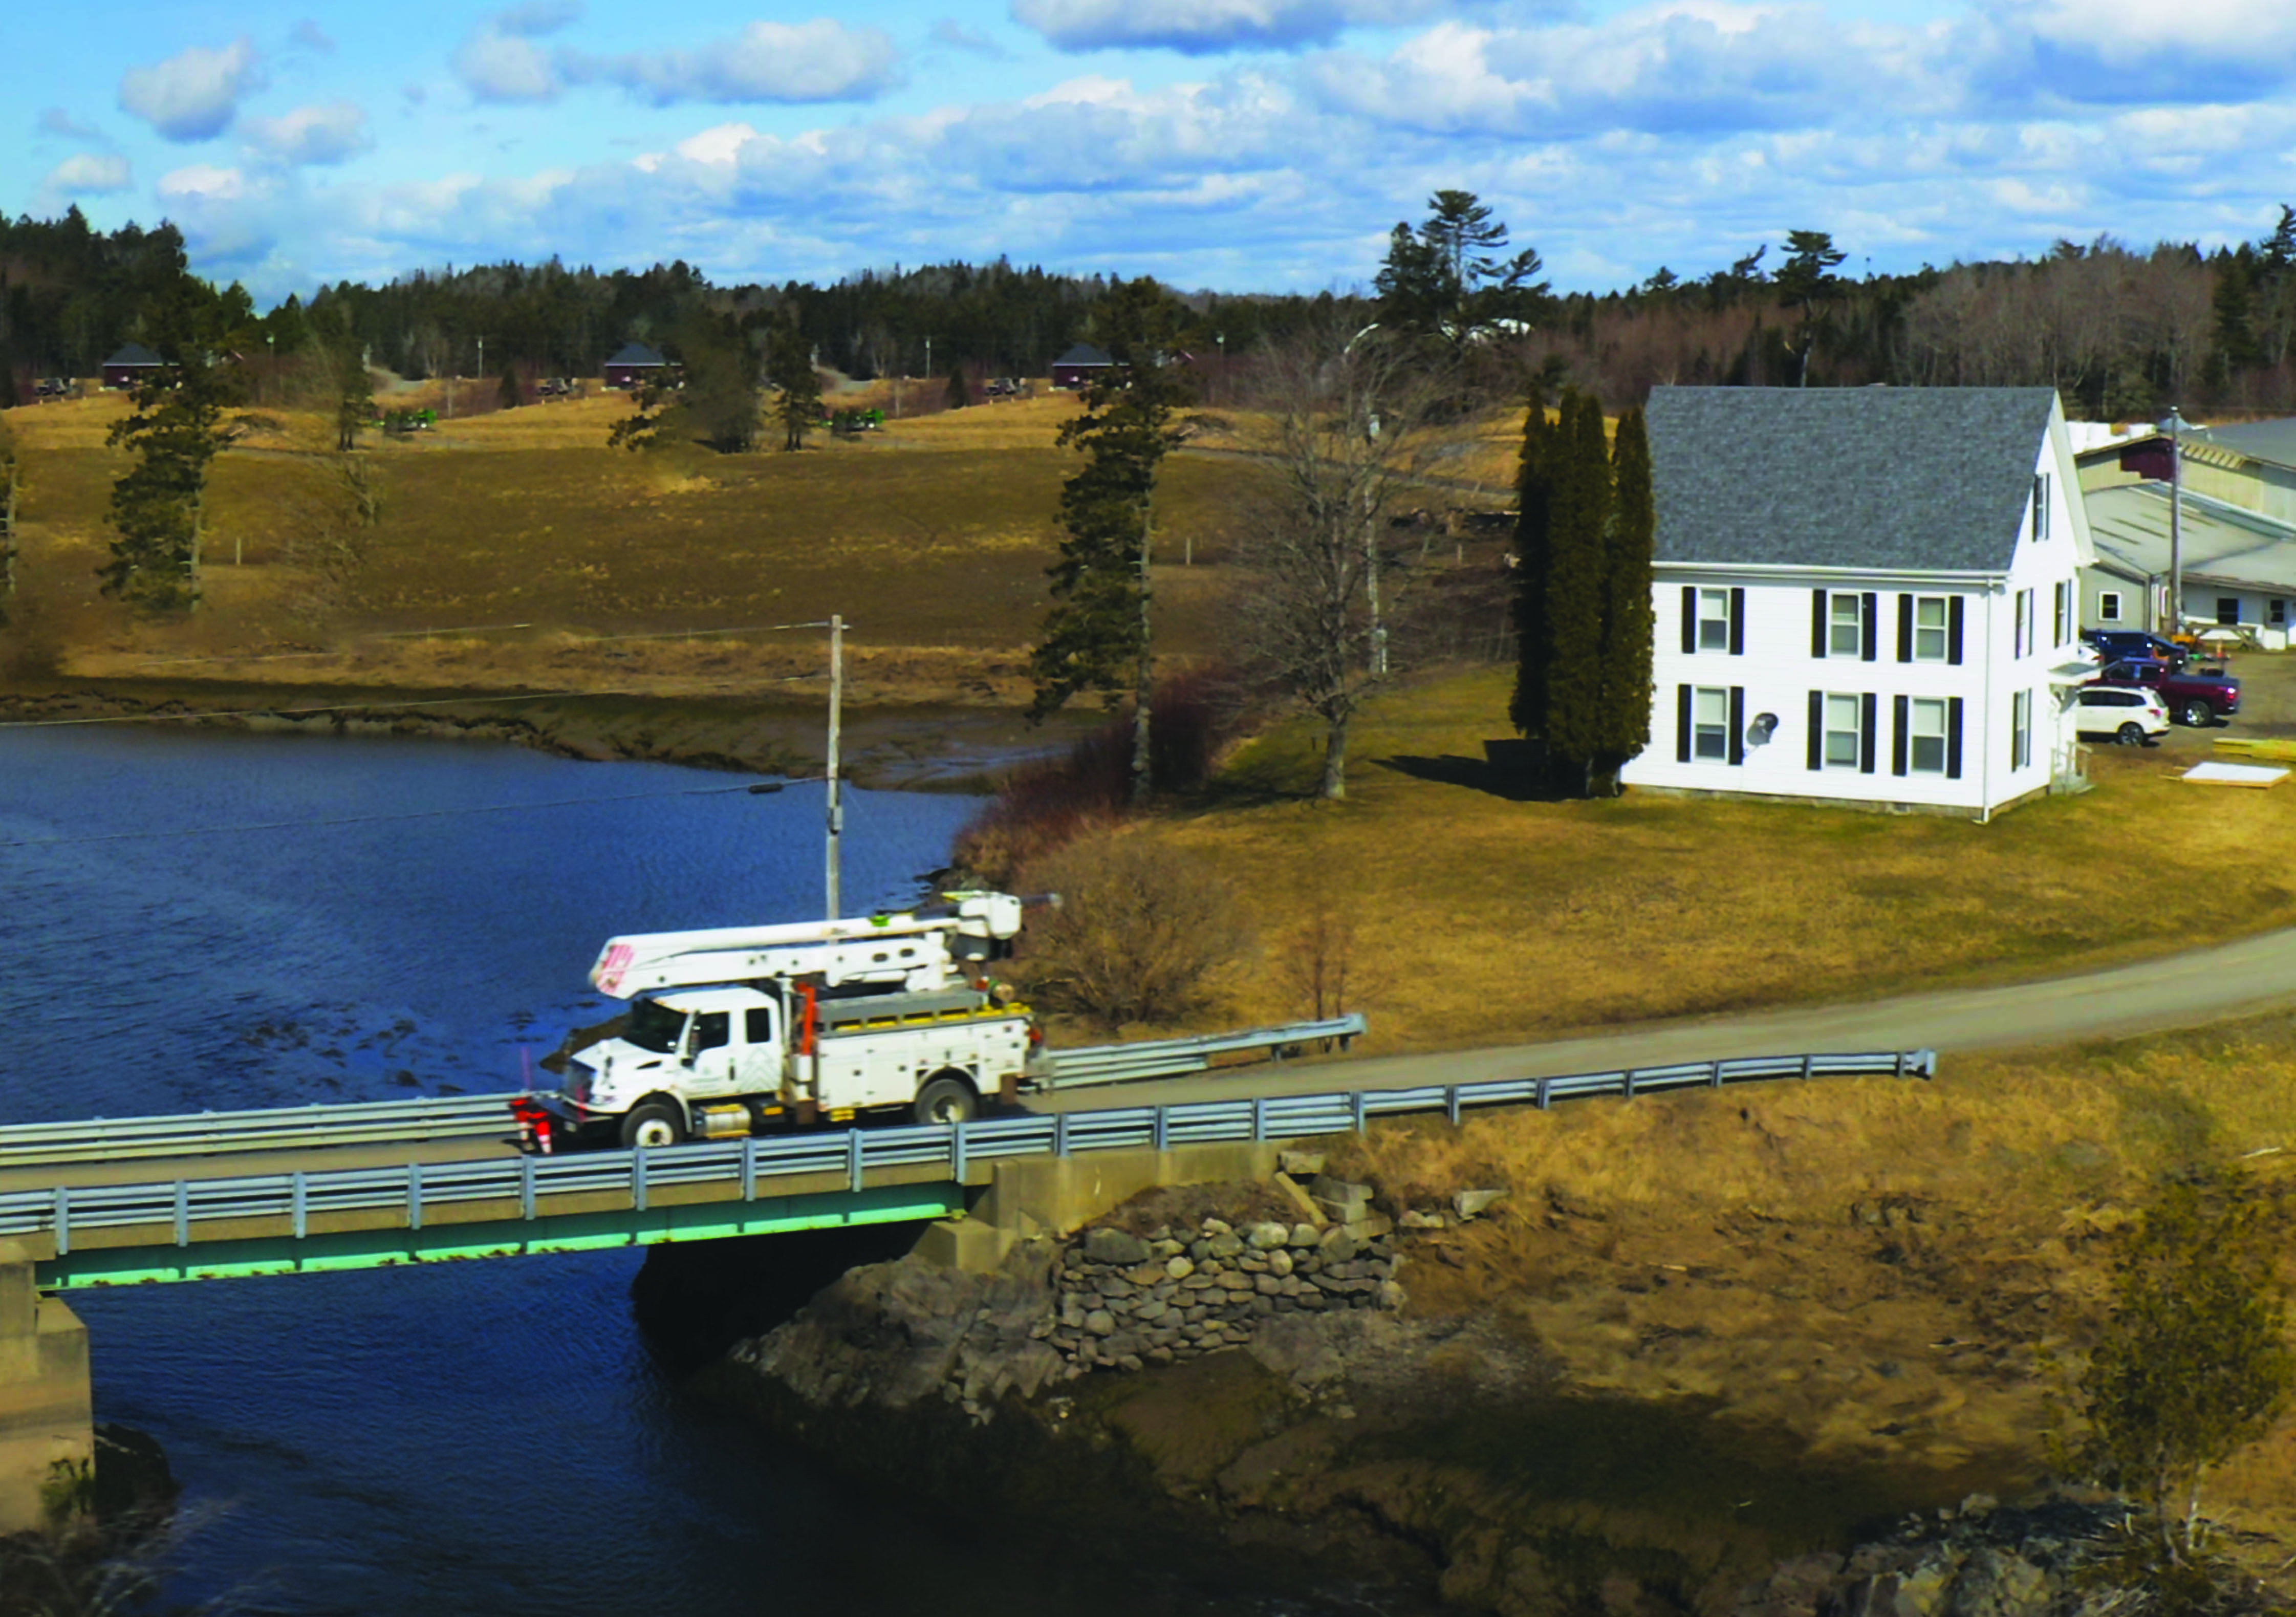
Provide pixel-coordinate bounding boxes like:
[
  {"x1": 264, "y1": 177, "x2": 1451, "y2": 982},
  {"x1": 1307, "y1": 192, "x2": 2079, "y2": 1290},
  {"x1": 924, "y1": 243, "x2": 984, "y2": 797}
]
[{"x1": 589, "y1": 891, "x2": 1036, "y2": 999}]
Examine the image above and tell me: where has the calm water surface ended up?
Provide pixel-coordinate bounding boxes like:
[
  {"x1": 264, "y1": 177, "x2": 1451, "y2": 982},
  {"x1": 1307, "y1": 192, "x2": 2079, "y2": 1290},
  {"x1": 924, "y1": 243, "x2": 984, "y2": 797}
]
[{"x1": 0, "y1": 727, "x2": 1314, "y2": 1616}]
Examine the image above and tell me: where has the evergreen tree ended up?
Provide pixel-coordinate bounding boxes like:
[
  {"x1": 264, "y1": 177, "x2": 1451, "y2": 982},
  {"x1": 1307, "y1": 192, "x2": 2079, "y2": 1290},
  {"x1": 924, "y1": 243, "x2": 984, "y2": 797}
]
[
  {"x1": 497, "y1": 364, "x2": 522, "y2": 411},
  {"x1": 1775, "y1": 229, "x2": 1847, "y2": 385},
  {"x1": 1375, "y1": 189, "x2": 1549, "y2": 354},
  {"x1": 1596, "y1": 406, "x2": 1655, "y2": 790},
  {"x1": 766, "y1": 318, "x2": 821, "y2": 451},
  {"x1": 945, "y1": 366, "x2": 968, "y2": 411},
  {"x1": 100, "y1": 283, "x2": 258, "y2": 611},
  {"x1": 1541, "y1": 392, "x2": 1612, "y2": 791},
  {"x1": 1027, "y1": 277, "x2": 1197, "y2": 805},
  {"x1": 1506, "y1": 401, "x2": 1556, "y2": 741}
]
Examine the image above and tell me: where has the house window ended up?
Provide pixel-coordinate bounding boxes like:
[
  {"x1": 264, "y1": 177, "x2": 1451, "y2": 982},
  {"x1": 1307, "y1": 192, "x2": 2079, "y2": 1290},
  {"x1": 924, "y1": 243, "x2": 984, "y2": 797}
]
[
  {"x1": 2031, "y1": 473, "x2": 2050, "y2": 542},
  {"x1": 1909, "y1": 697, "x2": 1947, "y2": 775},
  {"x1": 1829, "y1": 594, "x2": 1862, "y2": 657},
  {"x1": 2273, "y1": 599, "x2": 2288, "y2": 627},
  {"x1": 1698, "y1": 589, "x2": 1731, "y2": 651},
  {"x1": 1824, "y1": 694, "x2": 1862, "y2": 769},
  {"x1": 1913, "y1": 596, "x2": 1949, "y2": 660},
  {"x1": 2014, "y1": 589, "x2": 2035, "y2": 658},
  {"x1": 2012, "y1": 689, "x2": 2033, "y2": 770},
  {"x1": 2099, "y1": 591, "x2": 2123, "y2": 623},
  {"x1": 1692, "y1": 687, "x2": 1730, "y2": 760},
  {"x1": 2053, "y1": 580, "x2": 2071, "y2": 647},
  {"x1": 2218, "y1": 597, "x2": 2241, "y2": 626}
]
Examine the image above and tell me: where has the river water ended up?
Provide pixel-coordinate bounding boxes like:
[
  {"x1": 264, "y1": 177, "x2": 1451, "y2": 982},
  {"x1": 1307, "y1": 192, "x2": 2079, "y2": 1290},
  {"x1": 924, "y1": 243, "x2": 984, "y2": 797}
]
[{"x1": 0, "y1": 726, "x2": 1320, "y2": 1615}]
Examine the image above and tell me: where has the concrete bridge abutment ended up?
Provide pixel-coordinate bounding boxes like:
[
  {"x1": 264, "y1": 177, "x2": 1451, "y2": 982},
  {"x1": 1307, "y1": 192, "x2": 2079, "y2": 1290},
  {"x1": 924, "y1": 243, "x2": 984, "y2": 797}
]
[
  {"x1": 915, "y1": 1140, "x2": 1283, "y2": 1271},
  {"x1": 0, "y1": 1239, "x2": 93, "y2": 1533}
]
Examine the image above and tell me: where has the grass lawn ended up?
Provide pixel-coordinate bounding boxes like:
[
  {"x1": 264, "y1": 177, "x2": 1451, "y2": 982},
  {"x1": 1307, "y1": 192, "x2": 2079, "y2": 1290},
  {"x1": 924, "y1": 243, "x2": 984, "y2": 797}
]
[{"x1": 1106, "y1": 664, "x2": 2296, "y2": 1049}]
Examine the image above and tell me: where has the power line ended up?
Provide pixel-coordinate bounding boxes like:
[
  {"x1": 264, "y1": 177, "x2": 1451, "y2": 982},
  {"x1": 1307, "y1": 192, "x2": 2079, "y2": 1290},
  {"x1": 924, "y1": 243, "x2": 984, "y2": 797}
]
[{"x1": 0, "y1": 777, "x2": 828, "y2": 850}]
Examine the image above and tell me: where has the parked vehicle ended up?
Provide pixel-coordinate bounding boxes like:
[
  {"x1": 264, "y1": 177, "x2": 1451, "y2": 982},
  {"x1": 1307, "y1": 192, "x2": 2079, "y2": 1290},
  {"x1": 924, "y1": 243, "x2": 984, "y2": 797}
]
[
  {"x1": 2090, "y1": 659, "x2": 2241, "y2": 725},
  {"x1": 2083, "y1": 629, "x2": 2187, "y2": 667},
  {"x1": 2071, "y1": 684, "x2": 2171, "y2": 745}
]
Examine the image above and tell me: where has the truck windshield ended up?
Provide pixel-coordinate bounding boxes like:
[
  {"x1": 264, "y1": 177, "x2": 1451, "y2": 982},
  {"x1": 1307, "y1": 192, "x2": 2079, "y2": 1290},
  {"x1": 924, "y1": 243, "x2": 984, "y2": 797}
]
[{"x1": 624, "y1": 1000, "x2": 687, "y2": 1054}]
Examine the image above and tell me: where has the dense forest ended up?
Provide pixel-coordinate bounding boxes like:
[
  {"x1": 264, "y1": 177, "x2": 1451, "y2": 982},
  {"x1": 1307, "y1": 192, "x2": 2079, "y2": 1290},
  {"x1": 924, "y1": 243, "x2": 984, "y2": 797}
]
[{"x1": 5, "y1": 202, "x2": 2296, "y2": 419}]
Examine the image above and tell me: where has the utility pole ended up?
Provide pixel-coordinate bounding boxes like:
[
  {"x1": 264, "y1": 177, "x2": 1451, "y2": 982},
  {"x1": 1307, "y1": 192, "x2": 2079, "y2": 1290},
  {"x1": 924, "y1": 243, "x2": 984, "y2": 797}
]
[
  {"x1": 2162, "y1": 406, "x2": 2186, "y2": 634},
  {"x1": 1364, "y1": 408, "x2": 1388, "y2": 676},
  {"x1": 825, "y1": 613, "x2": 844, "y2": 920},
  {"x1": 924, "y1": 335, "x2": 934, "y2": 380}
]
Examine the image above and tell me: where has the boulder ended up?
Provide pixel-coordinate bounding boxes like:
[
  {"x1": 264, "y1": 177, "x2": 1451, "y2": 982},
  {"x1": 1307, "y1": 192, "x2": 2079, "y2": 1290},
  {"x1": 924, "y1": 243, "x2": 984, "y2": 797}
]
[
  {"x1": 1165, "y1": 1255, "x2": 1195, "y2": 1280},
  {"x1": 1247, "y1": 1221, "x2": 1291, "y2": 1250},
  {"x1": 1310, "y1": 1176, "x2": 1375, "y2": 1222},
  {"x1": 1453, "y1": 1188, "x2": 1509, "y2": 1221},
  {"x1": 1278, "y1": 1150, "x2": 1327, "y2": 1177},
  {"x1": 1289, "y1": 1223, "x2": 1323, "y2": 1248},
  {"x1": 1084, "y1": 1309, "x2": 1117, "y2": 1338},
  {"x1": 1084, "y1": 1227, "x2": 1152, "y2": 1265}
]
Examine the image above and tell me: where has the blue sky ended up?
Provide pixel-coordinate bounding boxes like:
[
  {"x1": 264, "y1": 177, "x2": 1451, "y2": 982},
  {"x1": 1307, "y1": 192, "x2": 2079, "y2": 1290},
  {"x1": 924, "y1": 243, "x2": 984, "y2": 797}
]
[{"x1": 16, "y1": 0, "x2": 2296, "y2": 303}]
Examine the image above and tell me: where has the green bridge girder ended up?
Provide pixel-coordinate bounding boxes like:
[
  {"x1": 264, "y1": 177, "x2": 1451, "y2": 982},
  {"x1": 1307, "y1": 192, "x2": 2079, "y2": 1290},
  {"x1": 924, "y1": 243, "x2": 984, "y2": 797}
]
[{"x1": 35, "y1": 1181, "x2": 965, "y2": 1289}]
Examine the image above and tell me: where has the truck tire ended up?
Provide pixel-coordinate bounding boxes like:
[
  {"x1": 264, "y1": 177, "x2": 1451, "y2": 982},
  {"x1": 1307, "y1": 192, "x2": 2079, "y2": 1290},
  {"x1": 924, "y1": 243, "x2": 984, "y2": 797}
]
[
  {"x1": 914, "y1": 1074, "x2": 979, "y2": 1127},
  {"x1": 2179, "y1": 698, "x2": 2214, "y2": 727},
  {"x1": 621, "y1": 1101, "x2": 685, "y2": 1149}
]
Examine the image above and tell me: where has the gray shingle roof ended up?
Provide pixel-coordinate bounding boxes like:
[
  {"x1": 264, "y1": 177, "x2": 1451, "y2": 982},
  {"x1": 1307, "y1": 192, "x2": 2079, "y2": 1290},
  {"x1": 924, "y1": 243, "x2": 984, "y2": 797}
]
[
  {"x1": 104, "y1": 343, "x2": 163, "y2": 367},
  {"x1": 604, "y1": 342, "x2": 665, "y2": 367},
  {"x1": 1647, "y1": 385, "x2": 2058, "y2": 573},
  {"x1": 1053, "y1": 343, "x2": 1112, "y2": 368}
]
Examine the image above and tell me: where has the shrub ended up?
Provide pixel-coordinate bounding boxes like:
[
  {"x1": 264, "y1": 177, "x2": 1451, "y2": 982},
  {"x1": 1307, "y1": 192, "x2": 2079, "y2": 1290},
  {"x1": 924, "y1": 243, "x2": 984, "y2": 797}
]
[{"x1": 1014, "y1": 833, "x2": 1246, "y2": 1028}]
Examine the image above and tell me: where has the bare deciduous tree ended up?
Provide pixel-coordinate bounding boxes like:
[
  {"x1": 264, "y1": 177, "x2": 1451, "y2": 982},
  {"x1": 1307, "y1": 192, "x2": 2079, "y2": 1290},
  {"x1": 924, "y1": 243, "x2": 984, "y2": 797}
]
[{"x1": 1232, "y1": 324, "x2": 1447, "y2": 800}]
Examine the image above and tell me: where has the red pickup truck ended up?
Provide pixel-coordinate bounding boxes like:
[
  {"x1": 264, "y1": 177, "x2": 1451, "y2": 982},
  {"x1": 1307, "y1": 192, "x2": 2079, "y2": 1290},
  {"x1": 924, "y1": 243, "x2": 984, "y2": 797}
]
[{"x1": 2091, "y1": 659, "x2": 2241, "y2": 726}]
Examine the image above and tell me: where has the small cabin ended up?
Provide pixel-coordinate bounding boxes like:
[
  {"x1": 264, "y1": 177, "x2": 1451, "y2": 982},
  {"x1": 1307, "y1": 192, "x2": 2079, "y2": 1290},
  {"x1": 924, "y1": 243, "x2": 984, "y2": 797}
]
[
  {"x1": 1050, "y1": 343, "x2": 1114, "y2": 390},
  {"x1": 603, "y1": 342, "x2": 668, "y2": 390},
  {"x1": 100, "y1": 343, "x2": 165, "y2": 390}
]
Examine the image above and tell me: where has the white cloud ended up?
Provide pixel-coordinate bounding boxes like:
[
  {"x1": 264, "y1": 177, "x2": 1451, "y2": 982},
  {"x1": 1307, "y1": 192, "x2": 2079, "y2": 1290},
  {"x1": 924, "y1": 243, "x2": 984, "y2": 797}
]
[
  {"x1": 119, "y1": 39, "x2": 266, "y2": 142},
  {"x1": 561, "y1": 20, "x2": 902, "y2": 103},
  {"x1": 41, "y1": 153, "x2": 133, "y2": 195},
  {"x1": 38, "y1": 107, "x2": 107, "y2": 142},
  {"x1": 1011, "y1": 0, "x2": 1467, "y2": 54},
  {"x1": 245, "y1": 101, "x2": 374, "y2": 165},
  {"x1": 455, "y1": 30, "x2": 563, "y2": 102},
  {"x1": 159, "y1": 164, "x2": 250, "y2": 201}
]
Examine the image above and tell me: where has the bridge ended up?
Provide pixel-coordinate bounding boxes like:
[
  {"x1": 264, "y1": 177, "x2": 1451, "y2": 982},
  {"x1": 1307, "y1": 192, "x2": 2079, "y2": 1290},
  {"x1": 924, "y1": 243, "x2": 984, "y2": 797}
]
[{"x1": 0, "y1": 1044, "x2": 1931, "y2": 1530}]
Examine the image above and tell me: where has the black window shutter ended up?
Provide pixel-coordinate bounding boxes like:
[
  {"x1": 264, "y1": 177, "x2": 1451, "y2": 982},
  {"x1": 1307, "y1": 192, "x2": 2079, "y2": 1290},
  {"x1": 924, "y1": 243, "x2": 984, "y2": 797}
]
[
  {"x1": 1807, "y1": 691, "x2": 1823, "y2": 770},
  {"x1": 1676, "y1": 685, "x2": 1691, "y2": 763},
  {"x1": 1728, "y1": 686, "x2": 1745, "y2": 766},
  {"x1": 1947, "y1": 596, "x2": 1965, "y2": 665},
  {"x1": 1947, "y1": 697, "x2": 1964, "y2": 779},
  {"x1": 1728, "y1": 588, "x2": 1746, "y2": 655},
  {"x1": 1681, "y1": 587, "x2": 1696, "y2": 654},
  {"x1": 1861, "y1": 592, "x2": 1878, "y2": 661},
  {"x1": 1811, "y1": 590, "x2": 1826, "y2": 658},
  {"x1": 1896, "y1": 593, "x2": 1913, "y2": 662},
  {"x1": 1892, "y1": 694, "x2": 1909, "y2": 777},
  {"x1": 1859, "y1": 693, "x2": 1877, "y2": 773}
]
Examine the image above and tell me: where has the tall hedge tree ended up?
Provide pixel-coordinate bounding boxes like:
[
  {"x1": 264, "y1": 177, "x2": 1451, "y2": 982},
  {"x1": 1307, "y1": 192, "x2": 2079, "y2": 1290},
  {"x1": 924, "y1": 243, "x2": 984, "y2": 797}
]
[
  {"x1": 0, "y1": 419, "x2": 21, "y2": 629},
  {"x1": 1507, "y1": 401, "x2": 1556, "y2": 742},
  {"x1": 1595, "y1": 406, "x2": 1656, "y2": 788},
  {"x1": 1539, "y1": 392, "x2": 1612, "y2": 793}
]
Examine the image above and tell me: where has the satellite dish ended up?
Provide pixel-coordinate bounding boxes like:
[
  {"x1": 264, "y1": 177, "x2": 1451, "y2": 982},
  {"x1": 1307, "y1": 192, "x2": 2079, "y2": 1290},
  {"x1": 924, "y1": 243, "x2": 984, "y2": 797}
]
[{"x1": 1747, "y1": 713, "x2": 1778, "y2": 747}]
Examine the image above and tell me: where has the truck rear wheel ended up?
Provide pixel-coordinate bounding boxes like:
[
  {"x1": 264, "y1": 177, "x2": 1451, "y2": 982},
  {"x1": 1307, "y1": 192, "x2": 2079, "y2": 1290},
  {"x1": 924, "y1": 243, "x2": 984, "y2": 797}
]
[
  {"x1": 914, "y1": 1074, "x2": 979, "y2": 1127},
  {"x1": 621, "y1": 1101, "x2": 685, "y2": 1149}
]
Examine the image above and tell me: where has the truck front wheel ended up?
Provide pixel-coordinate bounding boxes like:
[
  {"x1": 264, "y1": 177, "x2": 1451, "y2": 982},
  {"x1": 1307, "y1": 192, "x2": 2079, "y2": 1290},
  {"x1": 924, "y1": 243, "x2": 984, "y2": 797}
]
[
  {"x1": 621, "y1": 1101, "x2": 686, "y2": 1149},
  {"x1": 914, "y1": 1074, "x2": 979, "y2": 1127}
]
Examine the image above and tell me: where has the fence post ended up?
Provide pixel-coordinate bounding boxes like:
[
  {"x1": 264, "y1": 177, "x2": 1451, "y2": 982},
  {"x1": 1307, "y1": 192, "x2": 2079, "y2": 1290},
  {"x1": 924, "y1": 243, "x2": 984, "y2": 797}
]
[
  {"x1": 408, "y1": 1162, "x2": 424, "y2": 1231},
  {"x1": 1534, "y1": 1079, "x2": 1551, "y2": 1112},
  {"x1": 293, "y1": 1172, "x2": 308, "y2": 1240},
  {"x1": 1894, "y1": 1050, "x2": 1907, "y2": 1079},
  {"x1": 1351, "y1": 1091, "x2": 1367, "y2": 1136},
  {"x1": 1800, "y1": 1054, "x2": 1813, "y2": 1080},
  {"x1": 1624, "y1": 1069, "x2": 1639, "y2": 1101},
  {"x1": 519, "y1": 1156, "x2": 537, "y2": 1222},
  {"x1": 952, "y1": 1119, "x2": 969, "y2": 1183},
  {"x1": 741, "y1": 1137, "x2": 759, "y2": 1202},
  {"x1": 1445, "y1": 1086, "x2": 1461, "y2": 1127},
  {"x1": 174, "y1": 1181, "x2": 189, "y2": 1247},
  {"x1": 632, "y1": 1146, "x2": 648, "y2": 1214},
  {"x1": 52, "y1": 1188, "x2": 68, "y2": 1257},
  {"x1": 1709, "y1": 1062, "x2": 1725, "y2": 1088},
  {"x1": 1252, "y1": 1097, "x2": 1268, "y2": 1143},
  {"x1": 846, "y1": 1130, "x2": 864, "y2": 1194},
  {"x1": 1054, "y1": 1113, "x2": 1070, "y2": 1158},
  {"x1": 1154, "y1": 1105, "x2": 1169, "y2": 1153}
]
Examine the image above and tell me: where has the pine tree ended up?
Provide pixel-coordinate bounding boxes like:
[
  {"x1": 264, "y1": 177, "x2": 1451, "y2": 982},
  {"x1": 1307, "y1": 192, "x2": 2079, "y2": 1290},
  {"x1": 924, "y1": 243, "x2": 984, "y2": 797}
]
[
  {"x1": 767, "y1": 318, "x2": 821, "y2": 451},
  {"x1": 1595, "y1": 405, "x2": 1656, "y2": 791},
  {"x1": 1506, "y1": 401, "x2": 1556, "y2": 741},
  {"x1": 1027, "y1": 277, "x2": 1196, "y2": 805},
  {"x1": 945, "y1": 366, "x2": 968, "y2": 411},
  {"x1": 1540, "y1": 392, "x2": 1612, "y2": 793},
  {"x1": 496, "y1": 364, "x2": 521, "y2": 411},
  {"x1": 1775, "y1": 230, "x2": 1847, "y2": 386}
]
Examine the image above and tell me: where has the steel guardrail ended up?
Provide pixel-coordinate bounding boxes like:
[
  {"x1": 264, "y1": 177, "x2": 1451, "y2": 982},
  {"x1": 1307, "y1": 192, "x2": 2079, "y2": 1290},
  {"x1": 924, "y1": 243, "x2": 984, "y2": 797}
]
[
  {"x1": 0, "y1": 1095, "x2": 517, "y2": 1169},
  {"x1": 1028, "y1": 1013, "x2": 1367, "y2": 1089},
  {"x1": 0, "y1": 1048, "x2": 1932, "y2": 1255}
]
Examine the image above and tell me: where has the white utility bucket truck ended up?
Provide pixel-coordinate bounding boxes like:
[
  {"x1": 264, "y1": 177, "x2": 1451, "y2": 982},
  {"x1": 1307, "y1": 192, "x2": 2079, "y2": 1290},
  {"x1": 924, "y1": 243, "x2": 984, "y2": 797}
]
[{"x1": 513, "y1": 892, "x2": 1046, "y2": 1150}]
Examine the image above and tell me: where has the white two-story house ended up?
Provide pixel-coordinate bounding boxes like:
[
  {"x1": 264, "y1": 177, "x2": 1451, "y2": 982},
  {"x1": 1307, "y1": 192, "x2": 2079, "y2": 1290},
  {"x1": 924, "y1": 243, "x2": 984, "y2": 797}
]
[{"x1": 1619, "y1": 386, "x2": 2094, "y2": 818}]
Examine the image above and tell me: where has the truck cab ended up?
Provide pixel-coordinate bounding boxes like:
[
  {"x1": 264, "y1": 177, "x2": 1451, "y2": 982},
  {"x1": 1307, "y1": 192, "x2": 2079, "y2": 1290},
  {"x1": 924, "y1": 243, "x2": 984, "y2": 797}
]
[{"x1": 565, "y1": 986, "x2": 784, "y2": 1146}]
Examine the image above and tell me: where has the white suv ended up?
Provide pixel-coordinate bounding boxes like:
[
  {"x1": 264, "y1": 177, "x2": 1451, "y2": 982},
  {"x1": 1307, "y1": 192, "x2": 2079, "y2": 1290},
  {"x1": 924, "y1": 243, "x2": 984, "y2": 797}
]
[{"x1": 2073, "y1": 684, "x2": 2170, "y2": 745}]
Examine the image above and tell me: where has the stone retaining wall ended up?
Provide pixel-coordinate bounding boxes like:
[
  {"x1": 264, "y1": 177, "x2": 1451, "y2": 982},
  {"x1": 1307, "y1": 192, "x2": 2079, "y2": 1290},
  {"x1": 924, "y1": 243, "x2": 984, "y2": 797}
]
[{"x1": 1045, "y1": 1216, "x2": 1404, "y2": 1372}]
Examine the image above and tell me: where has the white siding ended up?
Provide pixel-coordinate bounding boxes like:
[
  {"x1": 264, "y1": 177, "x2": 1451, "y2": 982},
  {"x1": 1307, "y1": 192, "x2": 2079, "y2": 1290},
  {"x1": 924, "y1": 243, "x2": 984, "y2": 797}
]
[{"x1": 1621, "y1": 405, "x2": 2087, "y2": 817}]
